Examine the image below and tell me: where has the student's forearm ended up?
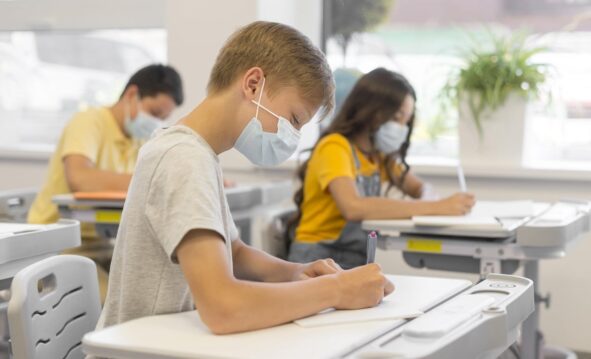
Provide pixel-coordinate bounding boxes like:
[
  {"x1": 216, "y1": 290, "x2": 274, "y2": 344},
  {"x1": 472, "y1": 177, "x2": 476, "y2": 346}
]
[
  {"x1": 347, "y1": 197, "x2": 441, "y2": 220},
  {"x1": 198, "y1": 275, "x2": 338, "y2": 334},
  {"x1": 400, "y1": 171, "x2": 424, "y2": 199},
  {"x1": 68, "y1": 168, "x2": 131, "y2": 192},
  {"x1": 232, "y1": 240, "x2": 300, "y2": 282}
]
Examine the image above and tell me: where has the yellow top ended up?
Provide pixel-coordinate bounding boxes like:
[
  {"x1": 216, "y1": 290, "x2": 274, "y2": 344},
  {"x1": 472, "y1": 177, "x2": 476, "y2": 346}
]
[
  {"x1": 296, "y1": 133, "x2": 400, "y2": 243},
  {"x1": 28, "y1": 107, "x2": 140, "y2": 225}
]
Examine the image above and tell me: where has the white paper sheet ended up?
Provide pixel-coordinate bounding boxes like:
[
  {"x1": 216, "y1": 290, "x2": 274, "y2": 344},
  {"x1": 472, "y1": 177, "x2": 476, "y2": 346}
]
[
  {"x1": 471, "y1": 200, "x2": 536, "y2": 218},
  {"x1": 411, "y1": 215, "x2": 501, "y2": 228},
  {"x1": 409, "y1": 200, "x2": 539, "y2": 228},
  {"x1": 294, "y1": 300, "x2": 423, "y2": 327}
]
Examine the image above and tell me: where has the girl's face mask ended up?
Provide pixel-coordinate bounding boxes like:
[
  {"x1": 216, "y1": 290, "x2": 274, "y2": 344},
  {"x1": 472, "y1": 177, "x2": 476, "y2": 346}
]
[{"x1": 375, "y1": 121, "x2": 409, "y2": 154}]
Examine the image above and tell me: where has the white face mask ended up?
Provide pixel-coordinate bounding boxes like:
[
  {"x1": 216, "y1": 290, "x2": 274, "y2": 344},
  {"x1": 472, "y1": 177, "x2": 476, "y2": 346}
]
[
  {"x1": 375, "y1": 121, "x2": 409, "y2": 154},
  {"x1": 234, "y1": 78, "x2": 301, "y2": 166},
  {"x1": 124, "y1": 96, "x2": 162, "y2": 141}
]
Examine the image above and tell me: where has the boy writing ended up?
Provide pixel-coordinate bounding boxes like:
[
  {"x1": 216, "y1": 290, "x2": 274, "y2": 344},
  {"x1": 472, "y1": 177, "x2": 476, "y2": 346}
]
[{"x1": 98, "y1": 21, "x2": 393, "y2": 336}]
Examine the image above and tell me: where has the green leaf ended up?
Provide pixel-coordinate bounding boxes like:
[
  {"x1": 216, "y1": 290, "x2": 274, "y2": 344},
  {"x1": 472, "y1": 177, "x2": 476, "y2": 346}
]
[{"x1": 442, "y1": 30, "x2": 548, "y2": 137}]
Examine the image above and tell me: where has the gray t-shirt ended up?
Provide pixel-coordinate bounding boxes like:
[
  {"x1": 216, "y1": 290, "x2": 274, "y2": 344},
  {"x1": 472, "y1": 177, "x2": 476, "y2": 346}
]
[{"x1": 95, "y1": 125, "x2": 238, "y2": 332}]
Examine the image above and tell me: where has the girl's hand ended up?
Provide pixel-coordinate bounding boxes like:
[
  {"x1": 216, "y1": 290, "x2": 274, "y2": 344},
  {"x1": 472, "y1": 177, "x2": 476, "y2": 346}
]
[{"x1": 434, "y1": 192, "x2": 475, "y2": 215}]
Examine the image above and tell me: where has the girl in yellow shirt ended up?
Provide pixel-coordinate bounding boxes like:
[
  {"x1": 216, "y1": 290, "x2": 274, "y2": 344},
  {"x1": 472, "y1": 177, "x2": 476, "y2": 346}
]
[{"x1": 288, "y1": 68, "x2": 475, "y2": 269}]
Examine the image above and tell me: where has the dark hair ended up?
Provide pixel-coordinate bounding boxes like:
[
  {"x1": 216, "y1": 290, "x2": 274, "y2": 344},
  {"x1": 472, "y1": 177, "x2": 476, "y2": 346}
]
[
  {"x1": 121, "y1": 64, "x2": 184, "y2": 106},
  {"x1": 287, "y1": 68, "x2": 416, "y2": 239}
]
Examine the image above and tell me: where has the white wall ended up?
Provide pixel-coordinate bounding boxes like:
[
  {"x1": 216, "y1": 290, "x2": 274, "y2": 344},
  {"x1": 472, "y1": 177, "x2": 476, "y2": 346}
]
[
  {"x1": 0, "y1": 0, "x2": 165, "y2": 30},
  {"x1": 0, "y1": 0, "x2": 590, "y2": 353},
  {"x1": 165, "y1": 0, "x2": 257, "y2": 119},
  {"x1": 0, "y1": 158, "x2": 47, "y2": 190}
]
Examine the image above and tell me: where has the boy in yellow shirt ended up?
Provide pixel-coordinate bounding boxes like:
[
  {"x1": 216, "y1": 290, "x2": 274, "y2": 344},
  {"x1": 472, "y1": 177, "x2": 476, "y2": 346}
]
[
  {"x1": 96, "y1": 21, "x2": 393, "y2": 336},
  {"x1": 28, "y1": 64, "x2": 183, "y2": 225}
]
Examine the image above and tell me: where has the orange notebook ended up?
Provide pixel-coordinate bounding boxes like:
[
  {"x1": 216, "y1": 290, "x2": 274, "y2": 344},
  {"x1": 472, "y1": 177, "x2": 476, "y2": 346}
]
[{"x1": 73, "y1": 191, "x2": 127, "y2": 201}]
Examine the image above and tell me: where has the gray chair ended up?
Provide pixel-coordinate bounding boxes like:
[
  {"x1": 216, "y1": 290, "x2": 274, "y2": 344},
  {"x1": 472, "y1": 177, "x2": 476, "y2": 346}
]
[
  {"x1": 7, "y1": 255, "x2": 101, "y2": 359},
  {"x1": 0, "y1": 189, "x2": 37, "y2": 223},
  {"x1": 264, "y1": 208, "x2": 297, "y2": 259}
]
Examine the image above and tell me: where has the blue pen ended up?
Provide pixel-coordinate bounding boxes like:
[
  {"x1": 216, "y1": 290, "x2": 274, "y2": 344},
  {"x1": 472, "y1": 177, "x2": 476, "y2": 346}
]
[{"x1": 367, "y1": 231, "x2": 378, "y2": 264}]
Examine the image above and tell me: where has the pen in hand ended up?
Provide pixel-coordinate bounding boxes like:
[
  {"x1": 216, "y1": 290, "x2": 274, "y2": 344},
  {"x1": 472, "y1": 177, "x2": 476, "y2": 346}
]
[
  {"x1": 457, "y1": 165, "x2": 467, "y2": 193},
  {"x1": 367, "y1": 231, "x2": 378, "y2": 264}
]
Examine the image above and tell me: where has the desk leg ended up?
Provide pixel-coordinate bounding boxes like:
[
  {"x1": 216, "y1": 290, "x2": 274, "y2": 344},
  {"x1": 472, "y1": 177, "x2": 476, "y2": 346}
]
[
  {"x1": 479, "y1": 258, "x2": 501, "y2": 279},
  {"x1": 522, "y1": 260, "x2": 541, "y2": 359}
]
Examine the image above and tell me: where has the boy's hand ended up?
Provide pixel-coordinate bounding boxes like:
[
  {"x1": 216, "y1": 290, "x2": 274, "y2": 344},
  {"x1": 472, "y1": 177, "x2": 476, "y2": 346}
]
[
  {"x1": 334, "y1": 263, "x2": 395, "y2": 310},
  {"x1": 223, "y1": 178, "x2": 236, "y2": 188},
  {"x1": 293, "y1": 259, "x2": 342, "y2": 281}
]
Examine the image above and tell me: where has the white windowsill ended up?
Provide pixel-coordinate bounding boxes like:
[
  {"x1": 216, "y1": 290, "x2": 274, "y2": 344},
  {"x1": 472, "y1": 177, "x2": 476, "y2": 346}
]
[
  {"x1": 223, "y1": 156, "x2": 591, "y2": 183},
  {"x1": 407, "y1": 157, "x2": 591, "y2": 183},
  {"x1": 0, "y1": 147, "x2": 52, "y2": 161},
  {"x1": 2, "y1": 146, "x2": 590, "y2": 183}
]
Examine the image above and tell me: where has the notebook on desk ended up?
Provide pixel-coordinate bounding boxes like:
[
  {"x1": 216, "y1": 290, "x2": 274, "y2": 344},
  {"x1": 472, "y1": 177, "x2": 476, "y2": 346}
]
[
  {"x1": 73, "y1": 191, "x2": 127, "y2": 201},
  {"x1": 363, "y1": 201, "x2": 549, "y2": 239},
  {"x1": 294, "y1": 301, "x2": 422, "y2": 327},
  {"x1": 412, "y1": 215, "x2": 502, "y2": 229},
  {"x1": 471, "y1": 200, "x2": 536, "y2": 218},
  {"x1": 411, "y1": 201, "x2": 540, "y2": 229},
  {"x1": 412, "y1": 201, "x2": 539, "y2": 230}
]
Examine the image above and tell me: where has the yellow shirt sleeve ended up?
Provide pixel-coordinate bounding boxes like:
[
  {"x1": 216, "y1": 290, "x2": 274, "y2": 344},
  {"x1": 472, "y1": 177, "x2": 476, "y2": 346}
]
[
  {"x1": 315, "y1": 136, "x2": 356, "y2": 191},
  {"x1": 60, "y1": 112, "x2": 103, "y2": 163}
]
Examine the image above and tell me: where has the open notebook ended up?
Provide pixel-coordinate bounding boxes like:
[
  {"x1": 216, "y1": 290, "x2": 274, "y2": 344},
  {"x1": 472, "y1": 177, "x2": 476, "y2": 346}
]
[
  {"x1": 411, "y1": 200, "x2": 536, "y2": 228},
  {"x1": 411, "y1": 215, "x2": 502, "y2": 228},
  {"x1": 293, "y1": 275, "x2": 471, "y2": 328},
  {"x1": 471, "y1": 200, "x2": 535, "y2": 218},
  {"x1": 73, "y1": 191, "x2": 127, "y2": 201},
  {"x1": 294, "y1": 301, "x2": 422, "y2": 328}
]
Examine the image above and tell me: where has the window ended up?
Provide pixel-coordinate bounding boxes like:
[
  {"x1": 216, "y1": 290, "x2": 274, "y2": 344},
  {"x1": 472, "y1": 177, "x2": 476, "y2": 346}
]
[
  {"x1": 0, "y1": 29, "x2": 166, "y2": 155},
  {"x1": 321, "y1": 0, "x2": 591, "y2": 168}
]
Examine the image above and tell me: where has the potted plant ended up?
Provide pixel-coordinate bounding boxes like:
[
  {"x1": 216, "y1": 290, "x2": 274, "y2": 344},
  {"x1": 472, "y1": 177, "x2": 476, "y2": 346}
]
[{"x1": 444, "y1": 32, "x2": 548, "y2": 168}]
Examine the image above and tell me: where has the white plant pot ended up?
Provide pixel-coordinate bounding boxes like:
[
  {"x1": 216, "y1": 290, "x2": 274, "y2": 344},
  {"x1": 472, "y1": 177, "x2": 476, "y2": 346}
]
[{"x1": 458, "y1": 93, "x2": 528, "y2": 168}]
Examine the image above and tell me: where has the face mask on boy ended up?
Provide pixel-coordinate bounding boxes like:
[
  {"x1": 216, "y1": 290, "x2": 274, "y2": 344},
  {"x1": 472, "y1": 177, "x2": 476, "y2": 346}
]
[
  {"x1": 124, "y1": 96, "x2": 162, "y2": 141},
  {"x1": 234, "y1": 77, "x2": 301, "y2": 166},
  {"x1": 375, "y1": 121, "x2": 409, "y2": 154}
]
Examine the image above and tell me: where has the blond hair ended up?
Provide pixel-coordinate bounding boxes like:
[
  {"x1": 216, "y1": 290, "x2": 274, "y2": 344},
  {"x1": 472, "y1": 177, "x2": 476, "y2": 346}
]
[{"x1": 208, "y1": 21, "x2": 334, "y2": 120}]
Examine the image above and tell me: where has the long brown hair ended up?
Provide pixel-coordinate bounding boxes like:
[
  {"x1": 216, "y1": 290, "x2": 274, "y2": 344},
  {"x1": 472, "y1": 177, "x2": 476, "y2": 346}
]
[{"x1": 287, "y1": 68, "x2": 416, "y2": 240}]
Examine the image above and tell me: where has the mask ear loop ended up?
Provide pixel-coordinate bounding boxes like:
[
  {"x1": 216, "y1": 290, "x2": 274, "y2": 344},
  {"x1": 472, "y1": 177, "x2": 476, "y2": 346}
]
[
  {"x1": 251, "y1": 77, "x2": 284, "y2": 121},
  {"x1": 255, "y1": 77, "x2": 266, "y2": 119}
]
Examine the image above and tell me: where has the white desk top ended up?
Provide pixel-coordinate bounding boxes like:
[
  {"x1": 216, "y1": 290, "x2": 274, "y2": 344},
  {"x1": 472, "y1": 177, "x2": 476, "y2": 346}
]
[
  {"x1": 0, "y1": 220, "x2": 80, "y2": 280},
  {"x1": 83, "y1": 275, "x2": 471, "y2": 359},
  {"x1": 53, "y1": 185, "x2": 267, "y2": 211}
]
